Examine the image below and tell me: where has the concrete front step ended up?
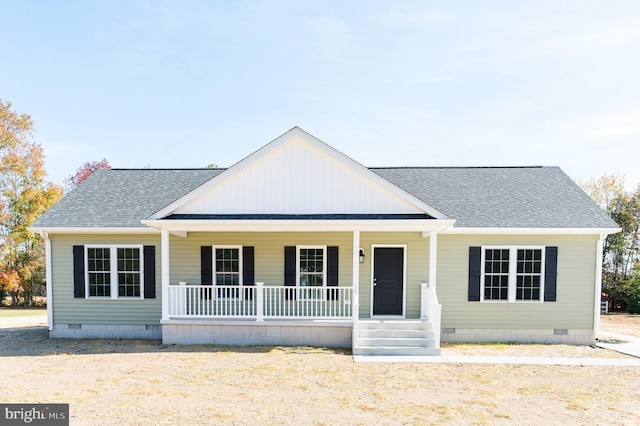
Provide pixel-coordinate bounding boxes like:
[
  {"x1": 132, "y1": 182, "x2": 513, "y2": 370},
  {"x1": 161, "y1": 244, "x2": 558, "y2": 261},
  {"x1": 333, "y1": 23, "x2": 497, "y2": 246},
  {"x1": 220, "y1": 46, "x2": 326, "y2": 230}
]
[
  {"x1": 358, "y1": 329, "x2": 435, "y2": 339},
  {"x1": 358, "y1": 320, "x2": 431, "y2": 331},
  {"x1": 354, "y1": 319, "x2": 440, "y2": 357},
  {"x1": 353, "y1": 346, "x2": 441, "y2": 356},
  {"x1": 358, "y1": 337, "x2": 436, "y2": 348}
]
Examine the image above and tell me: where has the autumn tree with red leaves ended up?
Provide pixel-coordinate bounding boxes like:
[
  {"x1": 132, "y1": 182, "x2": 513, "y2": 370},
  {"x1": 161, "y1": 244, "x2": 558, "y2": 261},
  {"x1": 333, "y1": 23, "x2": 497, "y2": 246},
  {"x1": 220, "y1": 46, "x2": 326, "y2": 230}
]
[
  {"x1": 0, "y1": 99, "x2": 63, "y2": 306},
  {"x1": 64, "y1": 158, "x2": 111, "y2": 191}
]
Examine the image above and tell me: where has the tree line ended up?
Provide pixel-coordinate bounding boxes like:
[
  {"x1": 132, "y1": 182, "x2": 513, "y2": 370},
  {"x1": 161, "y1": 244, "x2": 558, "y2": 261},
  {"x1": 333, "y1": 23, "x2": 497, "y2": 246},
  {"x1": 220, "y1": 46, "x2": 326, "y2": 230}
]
[{"x1": 579, "y1": 174, "x2": 640, "y2": 313}]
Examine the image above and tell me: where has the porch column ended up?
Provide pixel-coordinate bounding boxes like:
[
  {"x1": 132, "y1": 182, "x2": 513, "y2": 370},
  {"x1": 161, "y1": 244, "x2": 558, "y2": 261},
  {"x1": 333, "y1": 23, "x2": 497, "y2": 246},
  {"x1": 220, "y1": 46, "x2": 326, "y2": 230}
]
[
  {"x1": 429, "y1": 231, "x2": 437, "y2": 288},
  {"x1": 352, "y1": 231, "x2": 360, "y2": 345},
  {"x1": 161, "y1": 229, "x2": 170, "y2": 322}
]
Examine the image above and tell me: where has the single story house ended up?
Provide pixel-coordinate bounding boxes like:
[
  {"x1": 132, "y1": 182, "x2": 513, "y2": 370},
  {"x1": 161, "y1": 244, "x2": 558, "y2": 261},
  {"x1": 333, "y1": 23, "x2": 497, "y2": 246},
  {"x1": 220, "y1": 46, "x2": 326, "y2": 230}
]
[{"x1": 30, "y1": 127, "x2": 620, "y2": 356}]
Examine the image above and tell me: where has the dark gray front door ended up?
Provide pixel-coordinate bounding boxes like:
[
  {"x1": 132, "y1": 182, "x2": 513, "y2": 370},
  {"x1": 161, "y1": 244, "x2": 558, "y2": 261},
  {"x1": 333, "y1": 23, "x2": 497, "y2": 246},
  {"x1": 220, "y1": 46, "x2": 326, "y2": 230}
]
[{"x1": 372, "y1": 247, "x2": 404, "y2": 316}]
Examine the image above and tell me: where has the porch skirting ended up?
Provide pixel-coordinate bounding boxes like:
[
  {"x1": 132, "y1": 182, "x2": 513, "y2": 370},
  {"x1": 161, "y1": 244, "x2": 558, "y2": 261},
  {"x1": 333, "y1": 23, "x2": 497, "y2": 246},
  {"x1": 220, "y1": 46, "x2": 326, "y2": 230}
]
[
  {"x1": 162, "y1": 320, "x2": 352, "y2": 347},
  {"x1": 50, "y1": 324, "x2": 162, "y2": 339},
  {"x1": 440, "y1": 328, "x2": 594, "y2": 345}
]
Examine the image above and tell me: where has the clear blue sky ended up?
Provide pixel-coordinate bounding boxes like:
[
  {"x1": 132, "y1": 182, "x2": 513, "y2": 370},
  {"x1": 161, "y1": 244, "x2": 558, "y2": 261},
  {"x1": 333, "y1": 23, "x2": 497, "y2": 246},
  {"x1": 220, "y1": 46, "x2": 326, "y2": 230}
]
[{"x1": 3, "y1": 1, "x2": 640, "y2": 190}]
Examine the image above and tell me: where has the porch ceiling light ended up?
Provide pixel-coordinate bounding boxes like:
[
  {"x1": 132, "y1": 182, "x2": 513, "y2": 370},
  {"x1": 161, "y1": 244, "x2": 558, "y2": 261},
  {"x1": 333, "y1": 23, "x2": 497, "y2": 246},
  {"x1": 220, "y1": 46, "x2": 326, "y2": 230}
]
[{"x1": 359, "y1": 248, "x2": 365, "y2": 263}]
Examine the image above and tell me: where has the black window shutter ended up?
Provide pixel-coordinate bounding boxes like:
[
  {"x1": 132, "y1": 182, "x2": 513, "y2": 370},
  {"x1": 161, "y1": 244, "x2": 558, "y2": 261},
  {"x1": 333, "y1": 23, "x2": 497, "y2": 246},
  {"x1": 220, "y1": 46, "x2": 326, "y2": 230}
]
[
  {"x1": 468, "y1": 246, "x2": 481, "y2": 301},
  {"x1": 143, "y1": 246, "x2": 156, "y2": 299},
  {"x1": 73, "y1": 245, "x2": 85, "y2": 298},
  {"x1": 243, "y1": 246, "x2": 255, "y2": 285},
  {"x1": 284, "y1": 246, "x2": 296, "y2": 300},
  {"x1": 327, "y1": 246, "x2": 339, "y2": 300},
  {"x1": 544, "y1": 246, "x2": 558, "y2": 302},
  {"x1": 201, "y1": 246, "x2": 213, "y2": 285},
  {"x1": 243, "y1": 246, "x2": 255, "y2": 300}
]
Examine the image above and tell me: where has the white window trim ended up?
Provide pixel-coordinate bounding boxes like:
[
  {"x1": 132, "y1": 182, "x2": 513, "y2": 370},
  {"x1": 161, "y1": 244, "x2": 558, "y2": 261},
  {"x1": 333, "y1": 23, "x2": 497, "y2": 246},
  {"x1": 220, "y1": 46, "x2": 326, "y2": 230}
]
[
  {"x1": 212, "y1": 246, "x2": 243, "y2": 300},
  {"x1": 85, "y1": 245, "x2": 144, "y2": 300},
  {"x1": 296, "y1": 245, "x2": 327, "y2": 300},
  {"x1": 480, "y1": 246, "x2": 546, "y2": 303}
]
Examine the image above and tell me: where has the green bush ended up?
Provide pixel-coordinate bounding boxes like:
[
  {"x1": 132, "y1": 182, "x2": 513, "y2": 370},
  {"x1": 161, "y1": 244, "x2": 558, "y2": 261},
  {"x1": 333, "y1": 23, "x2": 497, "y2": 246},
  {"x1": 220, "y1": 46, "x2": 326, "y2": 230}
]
[{"x1": 627, "y1": 282, "x2": 640, "y2": 314}]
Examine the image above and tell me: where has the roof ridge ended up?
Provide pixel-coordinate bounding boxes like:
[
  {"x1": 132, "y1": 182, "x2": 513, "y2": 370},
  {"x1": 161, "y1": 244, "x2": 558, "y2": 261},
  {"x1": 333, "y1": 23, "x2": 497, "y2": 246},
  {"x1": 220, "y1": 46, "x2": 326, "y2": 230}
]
[
  {"x1": 369, "y1": 166, "x2": 546, "y2": 170},
  {"x1": 109, "y1": 168, "x2": 226, "y2": 171}
]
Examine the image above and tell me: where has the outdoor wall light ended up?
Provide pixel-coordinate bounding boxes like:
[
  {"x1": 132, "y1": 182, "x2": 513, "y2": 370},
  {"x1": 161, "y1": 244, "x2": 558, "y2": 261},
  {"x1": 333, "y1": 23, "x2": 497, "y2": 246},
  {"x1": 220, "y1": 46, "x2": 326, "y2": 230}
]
[{"x1": 359, "y1": 248, "x2": 365, "y2": 263}]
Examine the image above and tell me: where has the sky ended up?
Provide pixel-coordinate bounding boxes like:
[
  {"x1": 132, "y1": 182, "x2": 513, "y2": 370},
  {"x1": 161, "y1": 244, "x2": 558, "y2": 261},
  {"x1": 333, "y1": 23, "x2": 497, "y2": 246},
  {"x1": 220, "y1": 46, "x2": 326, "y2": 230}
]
[{"x1": 2, "y1": 1, "x2": 640, "y2": 190}]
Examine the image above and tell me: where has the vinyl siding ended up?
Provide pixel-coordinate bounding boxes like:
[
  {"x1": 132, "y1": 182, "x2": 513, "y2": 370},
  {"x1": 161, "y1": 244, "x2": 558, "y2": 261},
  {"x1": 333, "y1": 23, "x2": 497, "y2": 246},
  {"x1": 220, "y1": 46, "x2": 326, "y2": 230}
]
[
  {"x1": 168, "y1": 232, "x2": 354, "y2": 288},
  {"x1": 50, "y1": 234, "x2": 162, "y2": 325},
  {"x1": 50, "y1": 231, "x2": 598, "y2": 329},
  {"x1": 437, "y1": 234, "x2": 598, "y2": 330}
]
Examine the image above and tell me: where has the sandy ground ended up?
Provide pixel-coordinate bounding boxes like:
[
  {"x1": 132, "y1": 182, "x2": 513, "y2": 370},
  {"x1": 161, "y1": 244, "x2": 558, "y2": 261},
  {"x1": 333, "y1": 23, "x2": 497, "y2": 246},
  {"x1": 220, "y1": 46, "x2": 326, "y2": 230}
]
[{"x1": 1, "y1": 311, "x2": 639, "y2": 425}]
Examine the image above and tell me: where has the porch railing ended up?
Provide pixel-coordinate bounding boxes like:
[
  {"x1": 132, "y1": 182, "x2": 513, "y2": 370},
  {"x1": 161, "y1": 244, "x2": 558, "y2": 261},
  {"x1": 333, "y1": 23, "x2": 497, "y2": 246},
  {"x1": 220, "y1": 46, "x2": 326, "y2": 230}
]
[
  {"x1": 167, "y1": 282, "x2": 353, "y2": 320},
  {"x1": 421, "y1": 282, "x2": 442, "y2": 349}
]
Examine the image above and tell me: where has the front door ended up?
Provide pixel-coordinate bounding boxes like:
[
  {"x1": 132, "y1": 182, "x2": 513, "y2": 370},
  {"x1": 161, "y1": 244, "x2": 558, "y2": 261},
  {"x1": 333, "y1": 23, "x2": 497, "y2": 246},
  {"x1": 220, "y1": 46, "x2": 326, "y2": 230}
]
[{"x1": 372, "y1": 247, "x2": 404, "y2": 316}]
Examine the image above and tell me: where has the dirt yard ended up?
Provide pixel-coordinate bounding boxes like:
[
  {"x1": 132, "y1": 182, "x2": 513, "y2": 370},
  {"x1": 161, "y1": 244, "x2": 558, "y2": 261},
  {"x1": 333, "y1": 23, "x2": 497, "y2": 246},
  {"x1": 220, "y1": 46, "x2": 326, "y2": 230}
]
[{"x1": 1, "y1": 310, "x2": 640, "y2": 425}]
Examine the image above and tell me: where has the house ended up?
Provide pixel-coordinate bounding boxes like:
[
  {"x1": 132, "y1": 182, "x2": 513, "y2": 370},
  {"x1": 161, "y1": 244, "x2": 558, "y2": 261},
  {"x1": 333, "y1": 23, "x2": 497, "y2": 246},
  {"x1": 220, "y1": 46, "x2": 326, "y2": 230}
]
[{"x1": 30, "y1": 127, "x2": 619, "y2": 356}]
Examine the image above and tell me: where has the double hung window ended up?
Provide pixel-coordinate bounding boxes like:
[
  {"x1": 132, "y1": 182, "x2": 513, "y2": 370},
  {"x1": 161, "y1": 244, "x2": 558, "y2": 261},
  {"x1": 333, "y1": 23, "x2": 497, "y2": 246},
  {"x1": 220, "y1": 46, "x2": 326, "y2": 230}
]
[
  {"x1": 86, "y1": 245, "x2": 143, "y2": 299},
  {"x1": 214, "y1": 246, "x2": 242, "y2": 299},
  {"x1": 481, "y1": 246, "x2": 545, "y2": 302},
  {"x1": 297, "y1": 246, "x2": 326, "y2": 300}
]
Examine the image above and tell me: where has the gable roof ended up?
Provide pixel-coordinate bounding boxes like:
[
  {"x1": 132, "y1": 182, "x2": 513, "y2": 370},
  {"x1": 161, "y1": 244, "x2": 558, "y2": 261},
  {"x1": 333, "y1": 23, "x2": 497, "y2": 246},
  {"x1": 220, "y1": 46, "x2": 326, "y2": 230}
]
[
  {"x1": 149, "y1": 127, "x2": 447, "y2": 220},
  {"x1": 30, "y1": 128, "x2": 619, "y2": 232}
]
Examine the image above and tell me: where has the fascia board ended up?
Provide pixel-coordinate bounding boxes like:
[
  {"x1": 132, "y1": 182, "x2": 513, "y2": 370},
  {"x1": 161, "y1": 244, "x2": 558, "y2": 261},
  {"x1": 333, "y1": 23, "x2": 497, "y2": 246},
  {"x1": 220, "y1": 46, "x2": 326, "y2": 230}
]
[
  {"x1": 141, "y1": 219, "x2": 456, "y2": 233},
  {"x1": 148, "y1": 127, "x2": 449, "y2": 220},
  {"x1": 27, "y1": 226, "x2": 160, "y2": 235},
  {"x1": 441, "y1": 227, "x2": 622, "y2": 235}
]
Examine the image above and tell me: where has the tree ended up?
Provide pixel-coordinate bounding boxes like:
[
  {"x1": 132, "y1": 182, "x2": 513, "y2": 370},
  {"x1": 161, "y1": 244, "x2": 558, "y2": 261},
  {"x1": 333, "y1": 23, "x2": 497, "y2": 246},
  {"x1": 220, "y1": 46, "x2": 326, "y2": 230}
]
[
  {"x1": 64, "y1": 159, "x2": 111, "y2": 191},
  {"x1": 0, "y1": 99, "x2": 63, "y2": 306},
  {"x1": 580, "y1": 174, "x2": 640, "y2": 311}
]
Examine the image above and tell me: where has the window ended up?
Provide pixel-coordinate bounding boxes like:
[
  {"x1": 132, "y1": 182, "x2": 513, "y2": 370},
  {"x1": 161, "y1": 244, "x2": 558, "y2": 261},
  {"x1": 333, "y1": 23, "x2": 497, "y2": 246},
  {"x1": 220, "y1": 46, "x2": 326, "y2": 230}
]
[
  {"x1": 297, "y1": 246, "x2": 326, "y2": 299},
  {"x1": 86, "y1": 245, "x2": 143, "y2": 299},
  {"x1": 214, "y1": 246, "x2": 242, "y2": 298},
  {"x1": 481, "y1": 246, "x2": 545, "y2": 302},
  {"x1": 88, "y1": 247, "x2": 111, "y2": 297}
]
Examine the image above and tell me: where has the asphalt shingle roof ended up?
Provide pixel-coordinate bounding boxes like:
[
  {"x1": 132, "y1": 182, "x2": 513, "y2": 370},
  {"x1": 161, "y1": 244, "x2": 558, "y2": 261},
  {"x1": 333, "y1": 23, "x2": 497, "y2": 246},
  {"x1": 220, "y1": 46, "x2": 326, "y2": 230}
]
[
  {"x1": 32, "y1": 166, "x2": 617, "y2": 229},
  {"x1": 373, "y1": 166, "x2": 617, "y2": 228},
  {"x1": 32, "y1": 169, "x2": 222, "y2": 227}
]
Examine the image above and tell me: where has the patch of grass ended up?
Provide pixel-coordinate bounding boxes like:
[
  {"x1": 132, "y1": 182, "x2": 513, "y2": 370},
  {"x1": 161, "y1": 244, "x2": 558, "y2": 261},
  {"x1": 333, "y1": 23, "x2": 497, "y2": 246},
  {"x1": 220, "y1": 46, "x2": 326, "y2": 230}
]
[
  {"x1": 518, "y1": 383, "x2": 553, "y2": 394},
  {"x1": 0, "y1": 308, "x2": 46, "y2": 317}
]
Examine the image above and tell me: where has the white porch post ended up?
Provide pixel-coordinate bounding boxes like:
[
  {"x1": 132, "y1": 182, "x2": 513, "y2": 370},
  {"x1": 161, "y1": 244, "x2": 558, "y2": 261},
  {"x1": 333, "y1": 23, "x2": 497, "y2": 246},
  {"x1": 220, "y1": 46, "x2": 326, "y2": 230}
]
[
  {"x1": 256, "y1": 282, "x2": 264, "y2": 322},
  {"x1": 161, "y1": 229, "x2": 170, "y2": 322},
  {"x1": 429, "y1": 230, "x2": 437, "y2": 289},
  {"x1": 593, "y1": 234, "x2": 605, "y2": 342},
  {"x1": 352, "y1": 231, "x2": 360, "y2": 346}
]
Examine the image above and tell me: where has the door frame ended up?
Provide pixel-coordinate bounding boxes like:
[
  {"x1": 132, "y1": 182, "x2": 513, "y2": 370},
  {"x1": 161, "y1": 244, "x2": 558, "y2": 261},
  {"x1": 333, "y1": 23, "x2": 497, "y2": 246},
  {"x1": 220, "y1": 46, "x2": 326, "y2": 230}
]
[{"x1": 370, "y1": 244, "x2": 407, "y2": 318}]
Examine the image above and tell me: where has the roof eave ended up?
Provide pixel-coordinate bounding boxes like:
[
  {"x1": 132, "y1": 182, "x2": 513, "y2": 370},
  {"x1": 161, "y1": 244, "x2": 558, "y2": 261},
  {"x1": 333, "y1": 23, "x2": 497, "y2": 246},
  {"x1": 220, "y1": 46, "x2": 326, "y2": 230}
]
[
  {"x1": 141, "y1": 218, "x2": 456, "y2": 233},
  {"x1": 442, "y1": 227, "x2": 621, "y2": 235},
  {"x1": 28, "y1": 226, "x2": 160, "y2": 235}
]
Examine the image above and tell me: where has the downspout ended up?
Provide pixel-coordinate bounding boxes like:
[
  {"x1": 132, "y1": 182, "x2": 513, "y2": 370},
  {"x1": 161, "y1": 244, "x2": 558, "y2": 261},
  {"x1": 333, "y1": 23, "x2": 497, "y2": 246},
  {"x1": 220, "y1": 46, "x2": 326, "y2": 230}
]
[
  {"x1": 593, "y1": 233, "x2": 605, "y2": 343},
  {"x1": 41, "y1": 231, "x2": 53, "y2": 332}
]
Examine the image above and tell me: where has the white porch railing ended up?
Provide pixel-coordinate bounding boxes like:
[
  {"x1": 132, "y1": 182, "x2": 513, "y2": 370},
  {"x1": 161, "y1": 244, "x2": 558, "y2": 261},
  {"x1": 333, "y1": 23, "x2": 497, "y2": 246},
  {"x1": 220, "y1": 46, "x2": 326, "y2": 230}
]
[
  {"x1": 421, "y1": 282, "x2": 442, "y2": 349},
  {"x1": 168, "y1": 282, "x2": 353, "y2": 320}
]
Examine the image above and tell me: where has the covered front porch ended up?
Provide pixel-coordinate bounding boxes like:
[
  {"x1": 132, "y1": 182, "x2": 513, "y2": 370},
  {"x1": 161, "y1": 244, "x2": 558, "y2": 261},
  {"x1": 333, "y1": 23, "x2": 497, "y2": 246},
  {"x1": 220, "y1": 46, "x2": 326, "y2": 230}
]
[{"x1": 147, "y1": 219, "x2": 449, "y2": 353}]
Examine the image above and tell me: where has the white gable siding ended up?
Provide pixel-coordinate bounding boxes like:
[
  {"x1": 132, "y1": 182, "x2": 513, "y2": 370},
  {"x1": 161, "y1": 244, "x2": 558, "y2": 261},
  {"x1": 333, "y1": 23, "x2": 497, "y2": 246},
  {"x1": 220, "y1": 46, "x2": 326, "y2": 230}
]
[{"x1": 175, "y1": 135, "x2": 424, "y2": 215}]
